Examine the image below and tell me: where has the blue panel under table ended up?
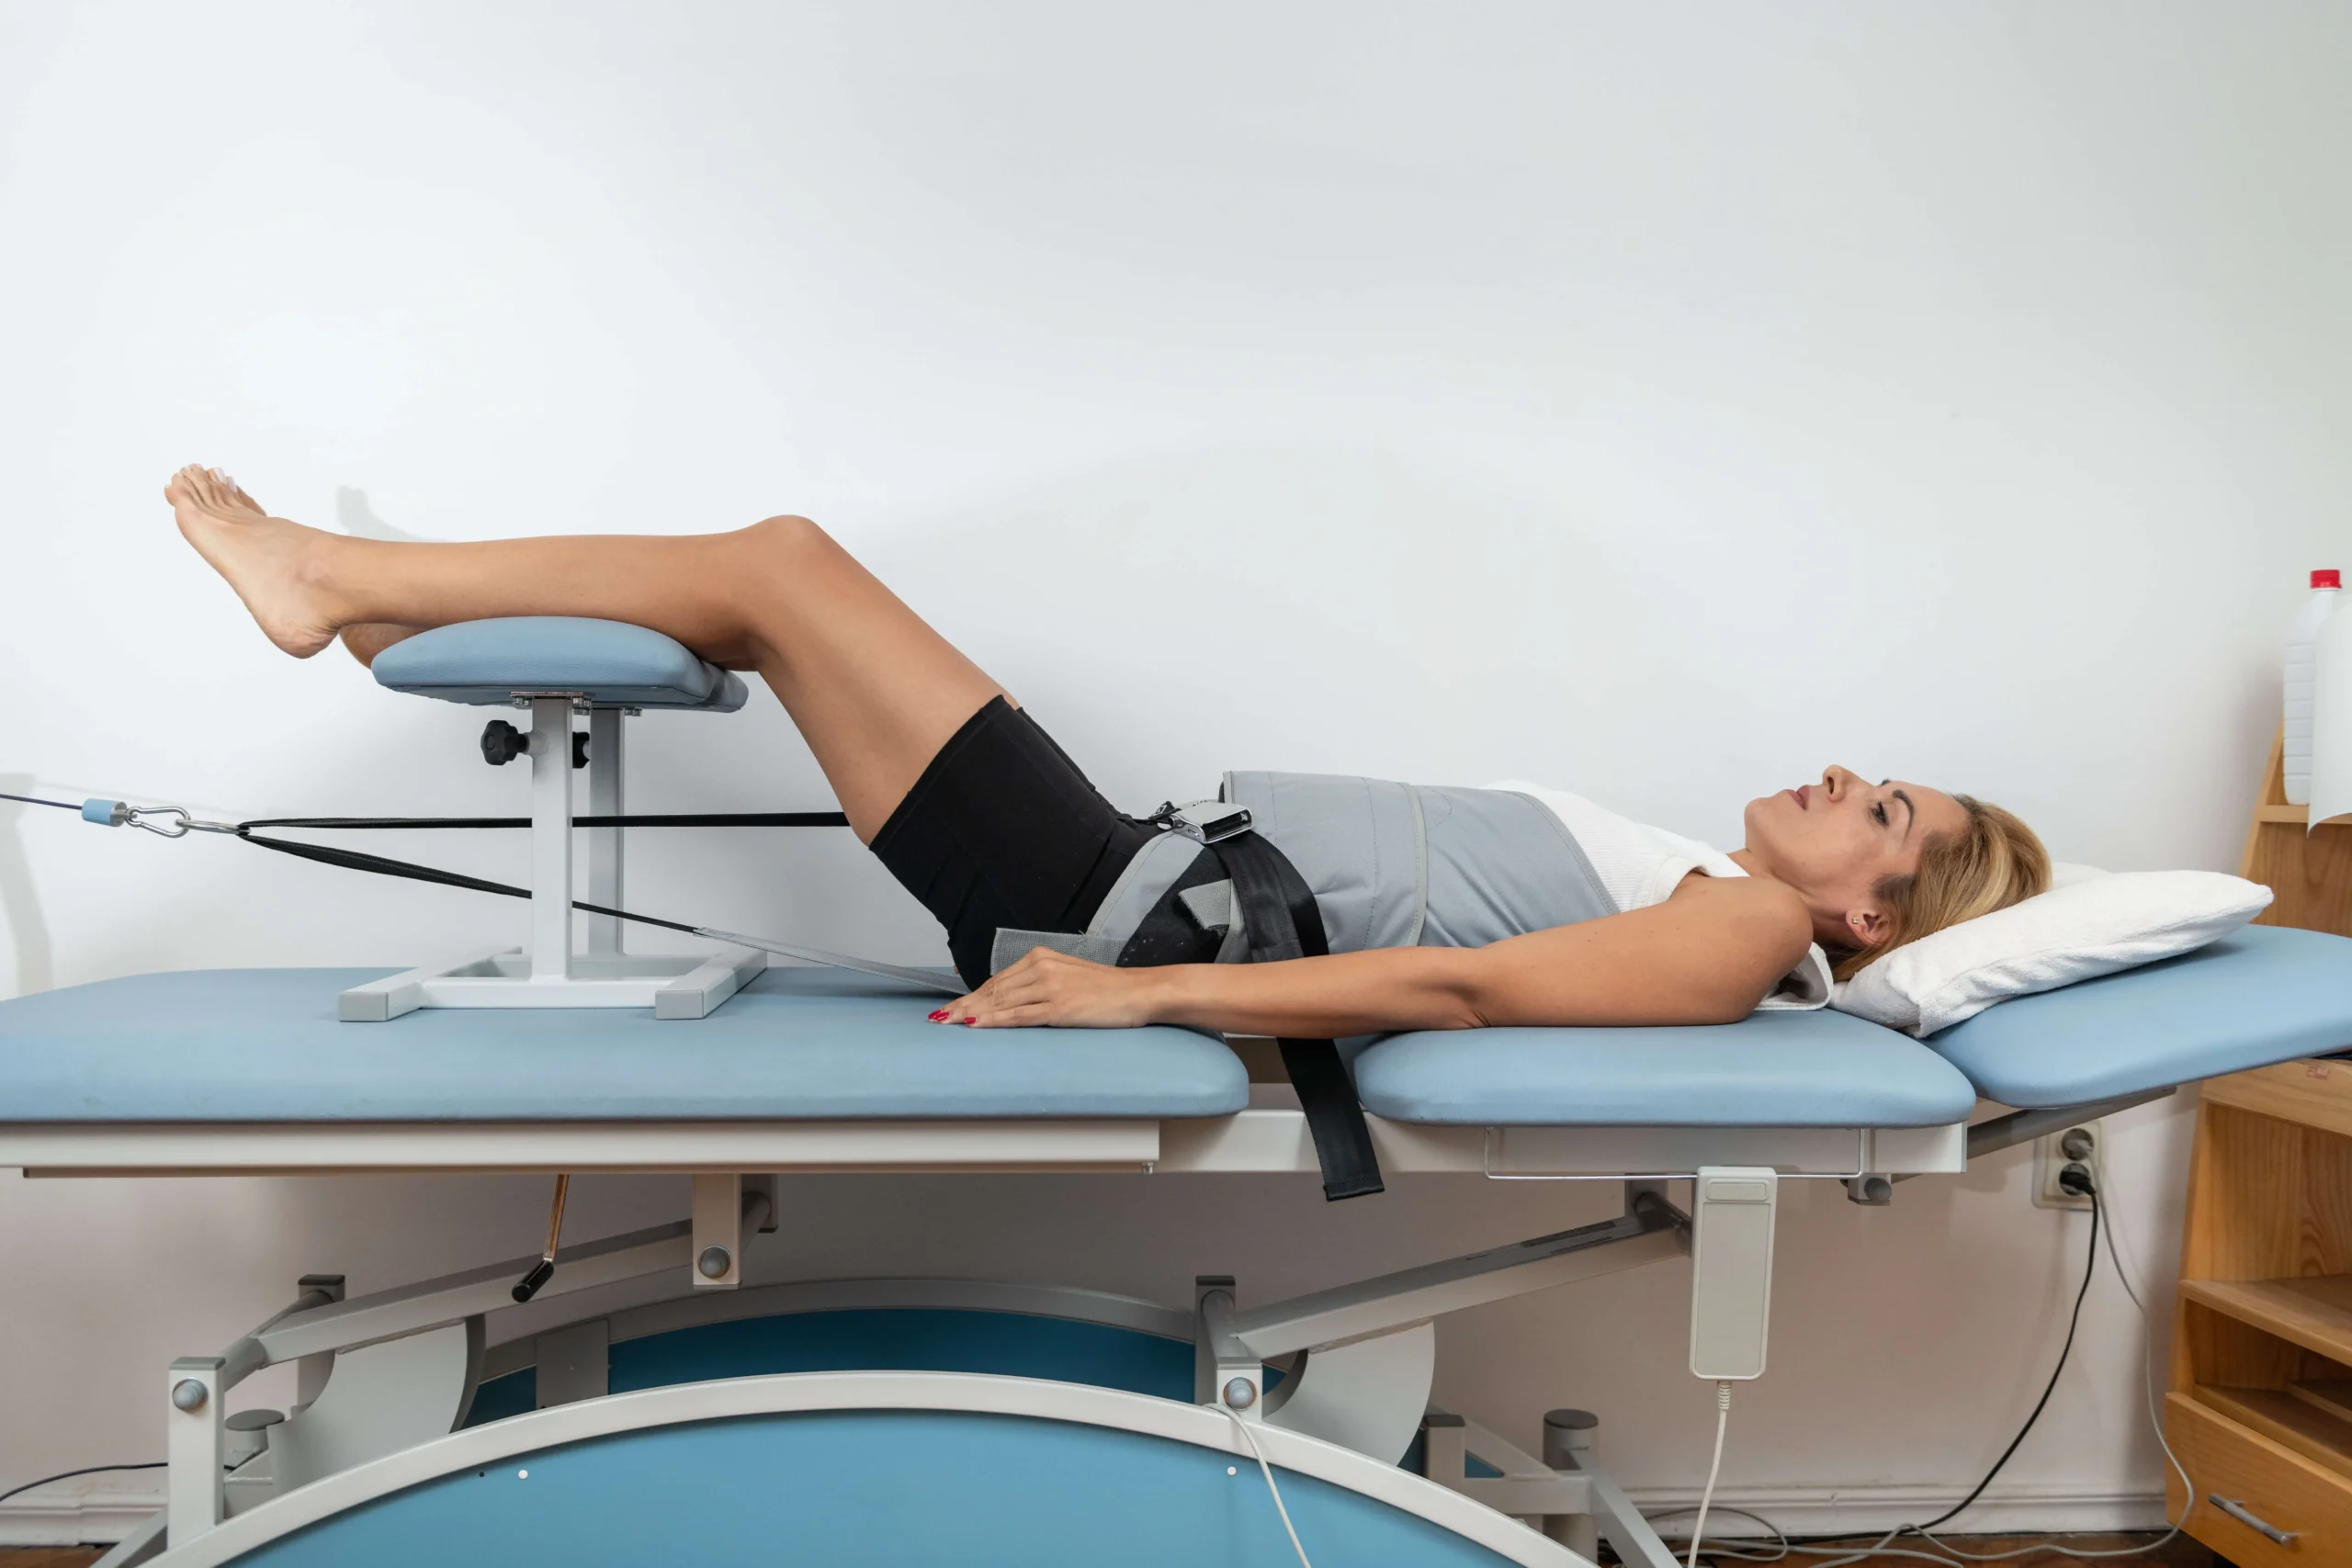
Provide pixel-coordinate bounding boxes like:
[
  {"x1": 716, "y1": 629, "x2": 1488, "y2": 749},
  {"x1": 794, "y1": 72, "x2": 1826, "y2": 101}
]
[
  {"x1": 1926, "y1": 925, "x2": 2352, "y2": 1108},
  {"x1": 234, "y1": 1410, "x2": 1521, "y2": 1568},
  {"x1": 1353, "y1": 1007, "x2": 1976, "y2": 1126},
  {"x1": 0, "y1": 968, "x2": 1247, "y2": 1122},
  {"x1": 468, "y1": 1309, "x2": 1200, "y2": 1425},
  {"x1": 370, "y1": 615, "x2": 750, "y2": 711},
  {"x1": 610, "y1": 1309, "x2": 1196, "y2": 1399}
]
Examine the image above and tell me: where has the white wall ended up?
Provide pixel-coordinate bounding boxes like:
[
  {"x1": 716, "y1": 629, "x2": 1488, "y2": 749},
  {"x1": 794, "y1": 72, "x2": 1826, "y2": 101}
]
[{"x1": 3, "y1": 0, "x2": 2348, "y2": 1541}]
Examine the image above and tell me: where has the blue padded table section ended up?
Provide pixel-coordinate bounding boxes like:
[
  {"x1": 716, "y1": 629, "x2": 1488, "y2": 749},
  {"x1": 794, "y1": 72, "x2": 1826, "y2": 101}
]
[
  {"x1": 1352, "y1": 1007, "x2": 1974, "y2": 1127},
  {"x1": 1927, "y1": 924, "x2": 2352, "y2": 1109},
  {"x1": 0, "y1": 968, "x2": 1245, "y2": 1122},
  {"x1": 372, "y1": 616, "x2": 749, "y2": 711}
]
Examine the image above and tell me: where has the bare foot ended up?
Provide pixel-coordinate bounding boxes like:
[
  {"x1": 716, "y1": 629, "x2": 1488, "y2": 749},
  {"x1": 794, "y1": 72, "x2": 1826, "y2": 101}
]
[
  {"x1": 213, "y1": 470, "x2": 268, "y2": 517},
  {"x1": 187, "y1": 468, "x2": 418, "y2": 667},
  {"x1": 165, "y1": 465, "x2": 347, "y2": 658}
]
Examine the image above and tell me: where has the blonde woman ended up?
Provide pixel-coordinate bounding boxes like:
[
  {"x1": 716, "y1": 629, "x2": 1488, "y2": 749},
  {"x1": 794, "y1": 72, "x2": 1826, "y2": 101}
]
[{"x1": 166, "y1": 466, "x2": 2048, "y2": 1043}]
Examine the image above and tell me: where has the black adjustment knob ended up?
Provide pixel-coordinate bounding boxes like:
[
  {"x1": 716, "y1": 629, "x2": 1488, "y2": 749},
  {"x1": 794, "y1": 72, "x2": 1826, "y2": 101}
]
[
  {"x1": 572, "y1": 732, "x2": 590, "y2": 770},
  {"x1": 481, "y1": 720, "x2": 529, "y2": 766}
]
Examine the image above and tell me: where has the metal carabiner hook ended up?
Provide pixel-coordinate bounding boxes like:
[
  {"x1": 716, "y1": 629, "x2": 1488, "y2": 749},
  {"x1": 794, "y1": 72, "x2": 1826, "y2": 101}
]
[
  {"x1": 94, "y1": 802, "x2": 238, "y2": 838},
  {"x1": 66, "y1": 794, "x2": 232, "y2": 839}
]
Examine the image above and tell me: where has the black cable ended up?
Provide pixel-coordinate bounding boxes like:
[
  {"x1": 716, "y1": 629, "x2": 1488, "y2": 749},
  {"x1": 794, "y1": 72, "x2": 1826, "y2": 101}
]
[
  {"x1": 1913, "y1": 1186, "x2": 2101, "y2": 1535},
  {"x1": 0, "y1": 791, "x2": 81, "y2": 811},
  {"x1": 0, "y1": 1462, "x2": 165, "y2": 1508},
  {"x1": 241, "y1": 811, "x2": 848, "y2": 830},
  {"x1": 8, "y1": 783, "x2": 850, "y2": 943},
  {"x1": 1, "y1": 790, "x2": 848, "y2": 830},
  {"x1": 1758, "y1": 1186, "x2": 2103, "y2": 1553}
]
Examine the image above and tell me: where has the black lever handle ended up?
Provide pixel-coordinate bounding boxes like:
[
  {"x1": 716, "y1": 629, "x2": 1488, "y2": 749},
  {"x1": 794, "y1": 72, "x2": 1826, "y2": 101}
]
[
  {"x1": 510, "y1": 1259, "x2": 556, "y2": 1303},
  {"x1": 511, "y1": 1175, "x2": 570, "y2": 1302}
]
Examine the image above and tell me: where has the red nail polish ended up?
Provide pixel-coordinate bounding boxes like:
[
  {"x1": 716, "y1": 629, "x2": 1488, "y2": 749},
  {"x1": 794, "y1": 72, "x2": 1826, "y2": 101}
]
[
  {"x1": 928, "y1": 1010, "x2": 948, "y2": 1021},
  {"x1": 961, "y1": 1017, "x2": 977, "y2": 1025}
]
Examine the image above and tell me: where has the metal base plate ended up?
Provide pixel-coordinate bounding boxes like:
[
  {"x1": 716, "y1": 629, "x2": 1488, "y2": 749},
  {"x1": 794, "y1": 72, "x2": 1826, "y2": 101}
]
[{"x1": 337, "y1": 948, "x2": 767, "y2": 1021}]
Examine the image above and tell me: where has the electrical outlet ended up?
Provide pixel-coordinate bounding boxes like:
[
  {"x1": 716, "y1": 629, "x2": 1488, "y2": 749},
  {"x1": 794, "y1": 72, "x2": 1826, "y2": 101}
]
[{"x1": 2031, "y1": 1120, "x2": 2099, "y2": 1211}]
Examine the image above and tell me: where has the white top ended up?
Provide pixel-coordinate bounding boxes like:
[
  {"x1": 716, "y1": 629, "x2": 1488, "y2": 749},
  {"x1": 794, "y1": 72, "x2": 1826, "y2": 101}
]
[{"x1": 1489, "y1": 780, "x2": 1833, "y2": 1010}]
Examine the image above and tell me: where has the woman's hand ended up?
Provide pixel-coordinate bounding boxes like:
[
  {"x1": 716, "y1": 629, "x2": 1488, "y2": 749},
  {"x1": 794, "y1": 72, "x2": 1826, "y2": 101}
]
[{"x1": 929, "y1": 948, "x2": 1162, "y2": 1030}]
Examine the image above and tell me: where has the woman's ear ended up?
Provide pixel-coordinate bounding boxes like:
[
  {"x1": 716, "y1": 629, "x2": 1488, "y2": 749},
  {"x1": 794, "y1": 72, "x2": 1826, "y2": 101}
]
[{"x1": 1842, "y1": 907, "x2": 1893, "y2": 950}]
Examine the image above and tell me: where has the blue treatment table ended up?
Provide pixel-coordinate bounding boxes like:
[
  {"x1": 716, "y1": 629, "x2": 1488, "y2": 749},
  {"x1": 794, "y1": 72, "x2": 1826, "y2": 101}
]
[
  {"x1": 11, "y1": 617, "x2": 2351, "y2": 1568},
  {"x1": 5, "y1": 931, "x2": 2336, "y2": 1180}
]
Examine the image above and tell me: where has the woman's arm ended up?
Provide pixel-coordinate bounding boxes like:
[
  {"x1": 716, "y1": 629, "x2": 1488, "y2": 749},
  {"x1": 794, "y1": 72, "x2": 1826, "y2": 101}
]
[{"x1": 943, "y1": 874, "x2": 1814, "y2": 1033}]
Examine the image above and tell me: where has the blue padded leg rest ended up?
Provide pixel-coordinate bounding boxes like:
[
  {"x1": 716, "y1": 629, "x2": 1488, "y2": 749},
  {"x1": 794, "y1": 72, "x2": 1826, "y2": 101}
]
[
  {"x1": 371, "y1": 616, "x2": 749, "y2": 711},
  {"x1": 1925, "y1": 924, "x2": 2352, "y2": 1108}
]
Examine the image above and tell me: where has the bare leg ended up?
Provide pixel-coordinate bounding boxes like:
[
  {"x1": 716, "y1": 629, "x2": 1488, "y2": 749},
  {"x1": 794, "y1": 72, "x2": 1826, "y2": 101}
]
[{"x1": 165, "y1": 466, "x2": 1004, "y2": 840}]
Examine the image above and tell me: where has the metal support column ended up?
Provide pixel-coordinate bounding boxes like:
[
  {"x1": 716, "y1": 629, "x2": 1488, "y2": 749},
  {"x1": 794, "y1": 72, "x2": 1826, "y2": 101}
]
[
  {"x1": 292, "y1": 1273, "x2": 345, "y2": 1412},
  {"x1": 166, "y1": 1356, "x2": 225, "y2": 1547},
  {"x1": 1540, "y1": 1409, "x2": 1601, "y2": 1561},
  {"x1": 585, "y1": 707, "x2": 625, "y2": 957},
  {"x1": 692, "y1": 1173, "x2": 743, "y2": 1290},
  {"x1": 528, "y1": 696, "x2": 575, "y2": 981},
  {"x1": 1195, "y1": 1278, "x2": 1265, "y2": 1418}
]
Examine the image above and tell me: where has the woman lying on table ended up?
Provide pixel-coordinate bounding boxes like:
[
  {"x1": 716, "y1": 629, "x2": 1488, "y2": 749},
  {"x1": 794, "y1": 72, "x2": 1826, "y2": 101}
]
[{"x1": 166, "y1": 465, "x2": 2047, "y2": 1042}]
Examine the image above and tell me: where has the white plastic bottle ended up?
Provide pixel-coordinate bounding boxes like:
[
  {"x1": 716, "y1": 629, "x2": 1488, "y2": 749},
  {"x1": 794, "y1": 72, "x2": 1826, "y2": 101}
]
[{"x1": 2285, "y1": 568, "x2": 2342, "y2": 806}]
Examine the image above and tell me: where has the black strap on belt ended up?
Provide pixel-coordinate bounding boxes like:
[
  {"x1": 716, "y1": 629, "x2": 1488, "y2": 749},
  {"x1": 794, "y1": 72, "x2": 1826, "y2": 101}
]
[{"x1": 1210, "y1": 832, "x2": 1385, "y2": 1201}]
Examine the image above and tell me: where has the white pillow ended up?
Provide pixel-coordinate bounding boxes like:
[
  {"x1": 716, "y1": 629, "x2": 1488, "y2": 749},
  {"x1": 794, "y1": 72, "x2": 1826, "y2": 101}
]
[{"x1": 1830, "y1": 863, "x2": 2274, "y2": 1036}]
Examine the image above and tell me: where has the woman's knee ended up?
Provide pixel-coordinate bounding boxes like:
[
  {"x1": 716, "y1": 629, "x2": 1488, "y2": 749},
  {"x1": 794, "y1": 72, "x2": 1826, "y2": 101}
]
[
  {"x1": 722, "y1": 514, "x2": 860, "y2": 647},
  {"x1": 741, "y1": 513, "x2": 836, "y2": 562}
]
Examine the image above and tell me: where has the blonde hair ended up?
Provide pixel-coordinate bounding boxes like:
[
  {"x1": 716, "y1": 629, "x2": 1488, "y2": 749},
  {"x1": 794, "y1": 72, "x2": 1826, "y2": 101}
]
[{"x1": 1829, "y1": 795, "x2": 2050, "y2": 981}]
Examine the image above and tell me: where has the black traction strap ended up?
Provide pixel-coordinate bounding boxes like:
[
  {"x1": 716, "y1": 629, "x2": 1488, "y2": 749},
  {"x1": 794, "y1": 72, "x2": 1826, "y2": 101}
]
[
  {"x1": 1211, "y1": 831, "x2": 1385, "y2": 1201},
  {"x1": 230, "y1": 813, "x2": 856, "y2": 938},
  {"x1": 230, "y1": 809, "x2": 847, "y2": 936},
  {"x1": 233, "y1": 830, "x2": 695, "y2": 932},
  {"x1": 240, "y1": 811, "x2": 849, "y2": 831}
]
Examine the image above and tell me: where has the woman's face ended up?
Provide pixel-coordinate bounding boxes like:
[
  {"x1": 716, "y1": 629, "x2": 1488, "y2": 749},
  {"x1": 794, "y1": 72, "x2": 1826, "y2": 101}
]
[{"x1": 1743, "y1": 765, "x2": 1970, "y2": 949}]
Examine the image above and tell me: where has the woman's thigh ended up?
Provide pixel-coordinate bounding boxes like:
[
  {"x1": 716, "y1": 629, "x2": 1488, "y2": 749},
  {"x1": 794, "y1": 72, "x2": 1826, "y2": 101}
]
[{"x1": 730, "y1": 516, "x2": 1009, "y2": 841}]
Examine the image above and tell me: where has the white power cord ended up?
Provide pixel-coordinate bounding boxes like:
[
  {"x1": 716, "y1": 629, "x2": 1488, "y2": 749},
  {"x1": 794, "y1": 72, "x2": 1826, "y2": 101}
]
[
  {"x1": 1224, "y1": 1406, "x2": 1314, "y2": 1568},
  {"x1": 2091, "y1": 1145, "x2": 2197, "y2": 1546},
  {"x1": 1689, "y1": 1381, "x2": 1735, "y2": 1568}
]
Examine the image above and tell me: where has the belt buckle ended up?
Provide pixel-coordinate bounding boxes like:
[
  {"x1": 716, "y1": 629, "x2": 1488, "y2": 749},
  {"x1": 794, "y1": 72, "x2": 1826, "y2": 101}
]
[{"x1": 1149, "y1": 799, "x2": 1253, "y2": 845}]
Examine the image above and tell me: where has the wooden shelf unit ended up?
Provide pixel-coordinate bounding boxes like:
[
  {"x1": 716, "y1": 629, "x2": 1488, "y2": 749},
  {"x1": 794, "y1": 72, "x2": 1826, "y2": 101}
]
[
  {"x1": 2170, "y1": 1063, "x2": 2352, "y2": 1562},
  {"x1": 2154, "y1": 725, "x2": 2352, "y2": 1560}
]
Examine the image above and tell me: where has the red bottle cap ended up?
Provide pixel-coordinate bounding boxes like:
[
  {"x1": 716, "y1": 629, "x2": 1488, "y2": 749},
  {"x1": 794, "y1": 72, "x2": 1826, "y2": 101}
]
[{"x1": 2319, "y1": 570, "x2": 2344, "y2": 590}]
